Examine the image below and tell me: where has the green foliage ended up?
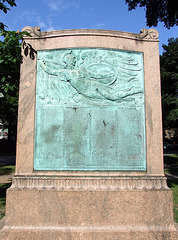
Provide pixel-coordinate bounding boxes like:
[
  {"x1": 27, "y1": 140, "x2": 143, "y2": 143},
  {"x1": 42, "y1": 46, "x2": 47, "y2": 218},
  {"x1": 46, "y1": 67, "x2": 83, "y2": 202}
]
[
  {"x1": 167, "y1": 177, "x2": 178, "y2": 223},
  {"x1": 0, "y1": 164, "x2": 15, "y2": 175},
  {"x1": 0, "y1": 0, "x2": 30, "y2": 146},
  {"x1": 0, "y1": 0, "x2": 16, "y2": 29},
  {"x1": 0, "y1": 0, "x2": 18, "y2": 144},
  {"x1": 166, "y1": 177, "x2": 178, "y2": 223},
  {"x1": 0, "y1": 30, "x2": 23, "y2": 140},
  {"x1": 164, "y1": 154, "x2": 178, "y2": 223},
  {"x1": 160, "y1": 38, "x2": 178, "y2": 131},
  {"x1": 125, "y1": 0, "x2": 178, "y2": 29},
  {"x1": 170, "y1": 182, "x2": 178, "y2": 223}
]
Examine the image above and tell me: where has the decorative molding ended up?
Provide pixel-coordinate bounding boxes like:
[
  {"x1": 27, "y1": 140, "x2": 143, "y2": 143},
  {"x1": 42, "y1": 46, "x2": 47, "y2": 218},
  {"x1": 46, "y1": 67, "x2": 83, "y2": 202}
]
[
  {"x1": 11, "y1": 176, "x2": 168, "y2": 191},
  {"x1": 3, "y1": 224, "x2": 177, "y2": 232},
  {"x1": 22, "y1": 26, "x2": 42, "y2": 37},
  {"x1": 140, "y1": 28, "x2": 159, "y2": 39},
  {"x1": 21, "y1": 26, "x2": 159, "y2": 41}
]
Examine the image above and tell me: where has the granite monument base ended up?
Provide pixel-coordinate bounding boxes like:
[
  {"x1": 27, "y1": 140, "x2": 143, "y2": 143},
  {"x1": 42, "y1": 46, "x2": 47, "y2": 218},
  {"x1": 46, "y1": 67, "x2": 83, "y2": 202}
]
[{"x1": 0, "y1": 176, "x2": 177, "y2": 239}]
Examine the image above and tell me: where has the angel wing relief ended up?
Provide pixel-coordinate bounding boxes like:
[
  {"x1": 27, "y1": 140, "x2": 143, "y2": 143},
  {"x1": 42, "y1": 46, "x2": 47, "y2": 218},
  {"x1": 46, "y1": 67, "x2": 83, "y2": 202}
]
[
  {"x1": 34, "y1": 48, "x2": 146, "y2": 171},
  {"x1": 37, "y1": 49, "x2": 144, "y2": 105}
]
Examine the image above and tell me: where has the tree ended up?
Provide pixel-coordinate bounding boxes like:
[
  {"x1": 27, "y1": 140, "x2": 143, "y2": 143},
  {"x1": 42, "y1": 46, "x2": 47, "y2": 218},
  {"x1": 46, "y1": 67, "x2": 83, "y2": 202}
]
[
  {"x1": 0, "y1": 0, "x2": 16, "y2": 29},
  {"x1": 125, "y1": 0, "x2": 178, "y2": 29},
  {"x1": 160, "y1": 38, "x2": 178, "y2": 136},
  {"x1": 0, "y1": 30, "x2": 23, "y2": 144},
  {"x1": 0, "y1": 0, "x2": 20, "y2": 150}
]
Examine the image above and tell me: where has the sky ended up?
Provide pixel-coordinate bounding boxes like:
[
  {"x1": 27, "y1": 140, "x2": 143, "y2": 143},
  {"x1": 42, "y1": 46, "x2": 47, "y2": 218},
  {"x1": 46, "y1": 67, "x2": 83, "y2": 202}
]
[{"x1": 0, "y1": 0, "x2": 177, "y2": 54}]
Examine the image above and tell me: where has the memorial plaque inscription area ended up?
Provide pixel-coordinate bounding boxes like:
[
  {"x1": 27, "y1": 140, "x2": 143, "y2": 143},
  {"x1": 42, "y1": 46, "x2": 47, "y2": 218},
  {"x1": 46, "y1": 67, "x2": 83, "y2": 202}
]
[{"x1": 34, "y1": 48, "x2": 146, "y2": 171}]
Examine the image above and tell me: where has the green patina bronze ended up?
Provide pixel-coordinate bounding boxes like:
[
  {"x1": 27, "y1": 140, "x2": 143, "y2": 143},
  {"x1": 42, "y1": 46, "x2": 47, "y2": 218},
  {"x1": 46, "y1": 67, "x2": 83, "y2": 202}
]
[{"x1": 34, "y1": 48, "x2": 146, "y2": 171}]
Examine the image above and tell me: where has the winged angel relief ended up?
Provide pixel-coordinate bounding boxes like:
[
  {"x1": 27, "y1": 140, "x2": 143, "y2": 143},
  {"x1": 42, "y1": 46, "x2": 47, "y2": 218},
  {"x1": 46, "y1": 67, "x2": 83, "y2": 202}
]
[{"x1": 37, "y1": 49, "x2": 144, "y2": 104}]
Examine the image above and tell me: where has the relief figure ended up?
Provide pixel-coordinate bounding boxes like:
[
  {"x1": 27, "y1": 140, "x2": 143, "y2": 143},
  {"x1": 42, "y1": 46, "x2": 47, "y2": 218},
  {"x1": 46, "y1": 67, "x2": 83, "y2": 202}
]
[{"x1": 38, "y1": 50, "x2": 143, "y2": 103}]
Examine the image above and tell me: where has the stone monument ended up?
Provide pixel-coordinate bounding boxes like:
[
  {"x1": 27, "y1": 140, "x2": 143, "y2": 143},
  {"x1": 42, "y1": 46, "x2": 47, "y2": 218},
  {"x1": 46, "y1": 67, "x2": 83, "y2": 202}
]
[{"x1": 0, "y1": 27, "x2": 177, "y2": 239}]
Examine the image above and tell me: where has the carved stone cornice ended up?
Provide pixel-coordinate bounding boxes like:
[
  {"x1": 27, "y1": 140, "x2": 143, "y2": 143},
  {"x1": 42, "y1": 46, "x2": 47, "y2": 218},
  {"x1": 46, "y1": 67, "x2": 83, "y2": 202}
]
[
  {"x1": 21, "y1": 26, "x2": 159, "y2": 41},
  {"x1": 11, "y1": 175, "x2": 168, "y2": 191}
]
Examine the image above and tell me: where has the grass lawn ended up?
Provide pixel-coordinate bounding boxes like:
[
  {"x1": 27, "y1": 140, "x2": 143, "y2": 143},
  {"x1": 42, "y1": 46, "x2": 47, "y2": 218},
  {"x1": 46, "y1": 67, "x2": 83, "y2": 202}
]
[
  {"x1": 0, "y1": 165, "x2": 15, "y2": 219},
  {"x1": 0, "y1": 165, "x2": 15, "y2": 176},
  {"x1": 0, "y1": 156, "x2": 178, "y2": 222},
  {"x1": 168, "y1": 181, "x2": 178, "y2": 223},
  {"x1": 0, "y1": 183, "x2": 11, "y2": 219},
  {"x1": 164, "y1": 154, "x2": 178, "y2": 223}
]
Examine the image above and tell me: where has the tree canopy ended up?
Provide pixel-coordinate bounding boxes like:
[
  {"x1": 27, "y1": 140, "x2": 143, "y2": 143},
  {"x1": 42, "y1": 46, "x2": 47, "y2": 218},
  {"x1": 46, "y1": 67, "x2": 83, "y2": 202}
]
[
  {"x1": 125, "y1": 0, "x2": 178, "y2": 29},
  {"x1": 0, "y1": 0, "x2": 20, "y2": 147},
  {"x1": 160, "y1": 38, "x2": 178, "y2": 133},
  {"x1": 0, "y1": 0, "x2": 16, "y2": 29},
  {"x1": 0, "y1": 0, "x2": 177, "y2": 146},
  {"x1": 0, "y1": 29, "x2": 24, "y2": 144}
]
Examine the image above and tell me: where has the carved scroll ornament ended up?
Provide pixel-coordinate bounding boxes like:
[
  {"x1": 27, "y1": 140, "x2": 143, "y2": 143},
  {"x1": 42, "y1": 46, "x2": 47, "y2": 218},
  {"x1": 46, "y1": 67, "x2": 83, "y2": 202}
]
[
  {"x1": 22, "y1": 26, "x2": 42, "y2": 37},
  {"x1": 139, "y1": 28, "x2": 159, "y2": 39}
]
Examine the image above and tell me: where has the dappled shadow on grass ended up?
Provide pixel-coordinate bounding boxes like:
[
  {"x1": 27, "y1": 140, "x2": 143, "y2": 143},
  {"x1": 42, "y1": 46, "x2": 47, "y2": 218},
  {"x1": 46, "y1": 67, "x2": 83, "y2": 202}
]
[
  {"x1": 167, "y1": 178, "x2": 178, "y2": 188},
  {"x1": 0, "y1": 165, "x2": 15, "y2": 176},
  {"x1": 0, "y1": 183, "x2": 12, "y2": 199},
  {"x1": 0, "y1": 183, "x2": 12, "y2": 219},
  {"x1": 168, "y1": 167, "x2": 178, "y2": 175},
  {"x1": 164, "y1": 154, "x2": 178, "y2": 176},
  {"x1": 164, "y1": 155, "x2": 178, "y2": 165},
  {"x1": 166, "y1": 178, "x2": 178, "y2": 223}
]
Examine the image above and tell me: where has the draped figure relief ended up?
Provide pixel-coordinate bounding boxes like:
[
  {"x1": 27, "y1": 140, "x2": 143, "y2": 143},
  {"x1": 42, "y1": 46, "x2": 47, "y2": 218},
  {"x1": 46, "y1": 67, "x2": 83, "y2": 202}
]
[{"x1": 37, "y1": 49, "x2": 143, "y2": 105}]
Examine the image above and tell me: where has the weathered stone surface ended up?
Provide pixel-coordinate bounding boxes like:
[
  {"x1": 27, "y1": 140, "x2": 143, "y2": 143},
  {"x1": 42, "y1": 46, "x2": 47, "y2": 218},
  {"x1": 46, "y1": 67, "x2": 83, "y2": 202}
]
[
  {"x1": 10, "y1": 175, "x2": 169, "y2": 190},
  {"x1": 0, "y1": 27, "x2": 177, "y2": 239},
  {"x1": 14, "y1": 28, "x2": 164, "y2": 176},
  {"x1": 1, "y1": 177, "x2": 177, "y2": 239}
]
